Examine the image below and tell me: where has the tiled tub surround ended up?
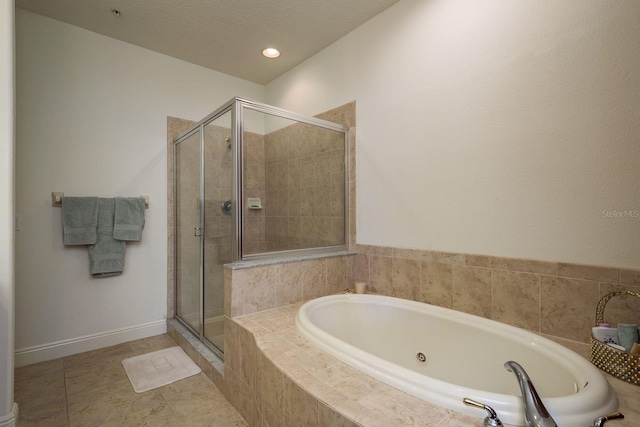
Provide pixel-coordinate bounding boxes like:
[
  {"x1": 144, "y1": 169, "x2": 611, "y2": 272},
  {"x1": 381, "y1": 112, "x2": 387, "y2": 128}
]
[
  {"x1": 259, "y1": 306, "x2": 640, "y2": 426},
  {"x1": 356, "y1": 245, "x2": 640, "y2": 344},
  {"x1": 169, "y1": 302, "x2": 639, "y2": 427},
  {"x1": 230, "y1": 304, "x2": 470, "y2": 427},
  {"x1": 224, "y1": 254, "x2": 357, "y2": 319},
  {"x1": 165, "y1": 248, "x2": 640, "y2": 426}
]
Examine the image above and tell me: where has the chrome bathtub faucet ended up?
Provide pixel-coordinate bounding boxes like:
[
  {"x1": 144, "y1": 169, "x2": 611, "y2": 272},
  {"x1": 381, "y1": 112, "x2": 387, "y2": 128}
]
[
  {"x1": 591, "y1": 412, "x2": 624, "y2": 427},
  {"x1": 504, "y1": 361, "x2": 557, "y2": 427},
  {"x1": 462, "y1": 397, "x2": 503, "y2": 427},
  {"x1": 504, "y1": 360, "x2": 625, "y2": 427}
]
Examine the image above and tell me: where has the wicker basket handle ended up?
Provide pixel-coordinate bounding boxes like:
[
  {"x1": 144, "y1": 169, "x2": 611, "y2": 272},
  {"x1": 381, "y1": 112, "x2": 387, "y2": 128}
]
[{"x1": 594, "y1": 290, "x2": 640, "y2": 326}]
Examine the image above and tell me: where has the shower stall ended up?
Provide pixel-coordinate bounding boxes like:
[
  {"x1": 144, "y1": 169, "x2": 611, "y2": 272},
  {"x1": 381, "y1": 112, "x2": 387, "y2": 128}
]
[{"x1": 173, "y1": 97, "x2": 350, "y2": 357}]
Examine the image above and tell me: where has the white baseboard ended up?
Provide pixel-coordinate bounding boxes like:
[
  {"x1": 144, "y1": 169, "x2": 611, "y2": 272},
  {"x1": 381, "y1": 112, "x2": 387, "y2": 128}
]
[
  {"x1": 0, "y1": 403, "x2": 18, "y2": 427},
  {"x1": 14, "y1": 320, "x2": 167, "y2": 367}
]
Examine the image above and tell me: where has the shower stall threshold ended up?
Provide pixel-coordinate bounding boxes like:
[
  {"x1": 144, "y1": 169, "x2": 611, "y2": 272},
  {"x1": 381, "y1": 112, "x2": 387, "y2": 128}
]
[{"x1": 167, "y1": 318, "x2": 225, "y2": 390}]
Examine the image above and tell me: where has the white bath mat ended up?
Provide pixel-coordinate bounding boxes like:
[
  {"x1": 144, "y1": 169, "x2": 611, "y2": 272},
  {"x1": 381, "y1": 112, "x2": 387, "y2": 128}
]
[{"x1": 122, "y1": 346, "x2": 201, "y2": 393}]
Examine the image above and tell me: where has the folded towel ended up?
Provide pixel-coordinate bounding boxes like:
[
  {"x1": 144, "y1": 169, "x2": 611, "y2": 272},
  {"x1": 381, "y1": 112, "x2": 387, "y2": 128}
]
[
  {"x1": 113, "y1": 197, "x2": 146, "y2": 241},
  {"x1": 617, "y1": 323, "x2": 639, "y2": 352},
  {"x1": 61, "y1": 197, "x2": 99, "y2": 245},
  {"x1": 89, "y1": 198, "x2": 126, "y2": 277}
]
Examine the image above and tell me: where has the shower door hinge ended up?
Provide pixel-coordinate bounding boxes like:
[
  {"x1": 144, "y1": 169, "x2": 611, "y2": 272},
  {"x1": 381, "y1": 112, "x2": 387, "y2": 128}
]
[{"x1": 194, "y1": 227, "x2": 202, "y2": 237}]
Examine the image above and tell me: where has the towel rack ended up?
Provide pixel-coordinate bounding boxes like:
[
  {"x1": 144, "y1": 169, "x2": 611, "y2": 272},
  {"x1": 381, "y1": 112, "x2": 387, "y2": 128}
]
[{"x1": 52, "y1": 192, "x2": 149, "y2": 209}]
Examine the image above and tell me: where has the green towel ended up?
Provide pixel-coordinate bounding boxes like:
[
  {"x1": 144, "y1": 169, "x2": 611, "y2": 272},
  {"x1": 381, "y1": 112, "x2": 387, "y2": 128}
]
[
  {"x1": 113, "y1": 197, "x2": 145, "y2": 241},
  {"x1": 618, "y1": 323, "x2": 639, "y2": 352},
  {"x1": 61, "y1": 197, "x2": 98, "y2": 245},
  {"x1": 89, "y1": 198, "x2": 126, "y2": 277}
]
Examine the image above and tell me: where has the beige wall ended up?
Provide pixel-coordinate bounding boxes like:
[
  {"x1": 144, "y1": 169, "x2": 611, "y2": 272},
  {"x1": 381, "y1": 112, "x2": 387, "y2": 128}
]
[{"x1": 266, "y1": 0, "x2": 640, "y2": 269}]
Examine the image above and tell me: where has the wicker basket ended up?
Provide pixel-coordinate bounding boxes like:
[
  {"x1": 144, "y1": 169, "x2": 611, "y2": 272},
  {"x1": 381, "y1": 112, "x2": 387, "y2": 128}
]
[{"x1": 590, "y1": 290, "x2": 640, "y2": 385}]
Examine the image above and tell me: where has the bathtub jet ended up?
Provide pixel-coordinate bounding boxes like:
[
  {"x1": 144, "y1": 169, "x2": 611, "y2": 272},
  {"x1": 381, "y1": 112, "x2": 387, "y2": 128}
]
[{"x1": 295, "y1": 294, "x2": 618, "y2": 427}]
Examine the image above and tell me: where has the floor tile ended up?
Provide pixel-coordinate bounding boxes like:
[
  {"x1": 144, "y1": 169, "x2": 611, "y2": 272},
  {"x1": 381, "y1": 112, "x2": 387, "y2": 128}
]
[
  {"x1": 15, "y1": 358, "x2": 64, "y2": 382},
  {"x1": 14, "y1": 334, "x2": 247, "y2": 427}
]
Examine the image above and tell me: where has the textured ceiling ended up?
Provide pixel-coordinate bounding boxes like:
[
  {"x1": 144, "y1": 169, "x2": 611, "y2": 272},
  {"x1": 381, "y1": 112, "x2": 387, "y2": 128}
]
[{"x1": 15, "y1": 0, "x2": 402, "y2": 84}]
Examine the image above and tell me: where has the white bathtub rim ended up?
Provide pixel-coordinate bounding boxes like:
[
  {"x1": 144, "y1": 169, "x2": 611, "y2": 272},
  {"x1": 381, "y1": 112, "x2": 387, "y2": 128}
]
[{"x1": 296, "y1": 294, "x2": 618, "y2": 427}]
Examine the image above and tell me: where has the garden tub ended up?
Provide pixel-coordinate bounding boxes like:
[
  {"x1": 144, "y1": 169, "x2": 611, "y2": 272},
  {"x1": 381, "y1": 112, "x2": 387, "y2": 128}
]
[{"x1": 296, "y1": 294, "x2": 617, "y2": 426}]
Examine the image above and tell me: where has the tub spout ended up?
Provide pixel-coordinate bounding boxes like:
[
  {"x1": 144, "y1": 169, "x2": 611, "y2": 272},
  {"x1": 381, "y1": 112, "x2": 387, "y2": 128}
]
[{"x1": 504, "y1": 361, "x2": 557, "y2": 427}]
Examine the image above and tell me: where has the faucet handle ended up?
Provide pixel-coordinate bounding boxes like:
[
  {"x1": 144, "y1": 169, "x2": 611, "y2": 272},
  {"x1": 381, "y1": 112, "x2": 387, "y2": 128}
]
[
  {"x1": 592, "y1": 412, "x2": 624, "y2": 427},
  {"x1": 463, "y1": 398, "x2": 504, "y2": 427}
]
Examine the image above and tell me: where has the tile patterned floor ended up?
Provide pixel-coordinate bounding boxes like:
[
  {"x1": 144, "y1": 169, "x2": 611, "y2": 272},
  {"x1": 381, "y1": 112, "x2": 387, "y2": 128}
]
[{"x1": 14, "y1": 334, "x2": 247, "y2": 427}]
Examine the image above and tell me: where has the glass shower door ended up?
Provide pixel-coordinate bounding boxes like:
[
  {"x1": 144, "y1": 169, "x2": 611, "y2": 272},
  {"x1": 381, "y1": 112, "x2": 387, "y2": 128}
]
[
  {"x1": 175, "y1": 129, "x2": 203, "y2": 335},
  {"x1": 203, "y1": 113, "x2": 232, "y2": 352},
  {"x1": 174, "y1": 106, "x2": 232, "y2": 359}
]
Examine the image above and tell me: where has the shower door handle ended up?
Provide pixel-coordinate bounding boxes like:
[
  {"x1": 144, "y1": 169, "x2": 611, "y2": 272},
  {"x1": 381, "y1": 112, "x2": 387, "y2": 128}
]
[
  {"x1": 221, "y1": 200, "x2": 232, "y2": 215},
  {"x1": 194, "y1": 227, "x2": 202, "y2": 237}
]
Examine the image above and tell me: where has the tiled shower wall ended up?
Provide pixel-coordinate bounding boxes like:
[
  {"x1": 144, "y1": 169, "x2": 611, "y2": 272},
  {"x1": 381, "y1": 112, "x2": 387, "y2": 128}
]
[
  {"x1": 243, "y1": 132, "x2": 266, "y2": 253},
  {"x1": 263, "y1": 123, "x2": 346, "y2": 251},
  {"x1": 239, "y1": 110, "x2": 350, "y2": 254},
  {"x1": 356, "y1": 244, "x2": 640, "y2": 344},
  {"x1": 166, "y1": 100, "x2": 356, "y2": 318}
]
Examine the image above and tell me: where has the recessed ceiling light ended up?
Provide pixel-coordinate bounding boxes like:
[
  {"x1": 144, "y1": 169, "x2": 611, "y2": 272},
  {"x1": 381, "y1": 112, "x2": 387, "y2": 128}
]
[
  {"x1": 262, "y1": 48, "x2": 280, "y2": 58},
  {"x1": 112, "y1": 9, "x2": 121, "y2": 17}
]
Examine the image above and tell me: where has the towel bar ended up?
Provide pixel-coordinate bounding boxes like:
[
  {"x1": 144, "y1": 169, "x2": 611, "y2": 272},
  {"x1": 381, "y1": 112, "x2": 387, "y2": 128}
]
[{"x1": 52, "y1": 192, "x2": 149, "y2": 209}]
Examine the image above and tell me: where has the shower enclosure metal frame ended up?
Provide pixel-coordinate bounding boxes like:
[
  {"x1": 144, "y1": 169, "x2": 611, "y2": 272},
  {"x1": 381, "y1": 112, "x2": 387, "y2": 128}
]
[{"x1": 173, "y1": 97, "x2": 350, "y2": 357}]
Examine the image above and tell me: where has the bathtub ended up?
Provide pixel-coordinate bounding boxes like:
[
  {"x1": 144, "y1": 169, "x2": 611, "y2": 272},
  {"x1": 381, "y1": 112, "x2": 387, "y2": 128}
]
[{"x1": 296, "y1": 294, "x2": 618, "y2": 427}]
